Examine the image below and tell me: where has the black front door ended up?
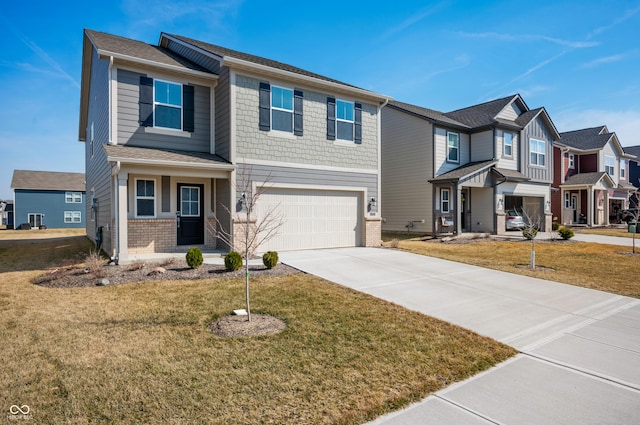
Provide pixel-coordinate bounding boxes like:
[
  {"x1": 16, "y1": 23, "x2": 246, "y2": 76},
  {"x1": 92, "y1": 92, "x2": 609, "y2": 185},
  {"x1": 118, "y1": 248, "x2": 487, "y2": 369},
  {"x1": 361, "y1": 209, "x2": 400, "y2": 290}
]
[{"x1": 177, "y1": 183, "x2": 204, "y2": 245}]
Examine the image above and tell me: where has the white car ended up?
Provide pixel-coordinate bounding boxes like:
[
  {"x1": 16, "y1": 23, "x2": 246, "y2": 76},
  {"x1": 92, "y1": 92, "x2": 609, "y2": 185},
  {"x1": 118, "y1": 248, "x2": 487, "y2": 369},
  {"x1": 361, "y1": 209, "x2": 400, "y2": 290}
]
[{"x1": 506, "y1": 209, "x2": 525, "y2": 230}]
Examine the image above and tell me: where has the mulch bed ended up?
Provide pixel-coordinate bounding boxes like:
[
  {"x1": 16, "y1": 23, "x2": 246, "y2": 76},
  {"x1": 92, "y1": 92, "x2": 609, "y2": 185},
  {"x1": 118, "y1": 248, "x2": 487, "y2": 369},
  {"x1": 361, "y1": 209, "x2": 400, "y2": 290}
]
[
  {"x1": 209, "y1": 314, "x2": 287, "y2": 338},
  {"x1": 32, "y1": 259, "x2": 300, "y2": 289}
]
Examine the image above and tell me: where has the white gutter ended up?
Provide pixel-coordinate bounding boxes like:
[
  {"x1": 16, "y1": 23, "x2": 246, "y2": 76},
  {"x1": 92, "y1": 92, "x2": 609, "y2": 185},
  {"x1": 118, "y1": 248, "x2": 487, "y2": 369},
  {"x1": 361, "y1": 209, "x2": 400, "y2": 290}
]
[{"x1": 111, "y1": 161, "x2": 120, "y2": 263}]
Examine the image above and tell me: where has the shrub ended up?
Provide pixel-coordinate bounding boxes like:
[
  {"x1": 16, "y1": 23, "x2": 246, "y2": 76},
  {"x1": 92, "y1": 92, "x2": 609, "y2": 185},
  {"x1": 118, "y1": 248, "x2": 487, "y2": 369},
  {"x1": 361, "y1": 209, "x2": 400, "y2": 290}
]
[
  {"x1": 552, "y1": 221, "x2": 560, "y2": 231},
  {"x1": 224, "y1": 251, "x2": 243, "y2": 271},
  {"x1": 389, "y1": 238, "x2": 400, "y2": 249},
  {"x1": 262, "y1": 251, "x2": 279, "y2": 269},
  {"x1": 85, "y1": 250, "x2": 105, "y2": 277},
  {"x1": 522, "y1": 227, "x2": 538, "y2": 240},
  {"x1": 186, "y1": 247, "x2": 203, "y2": 269},
  {"x1": 558, "y1": 227, "x2": 574, "y2": 240}
]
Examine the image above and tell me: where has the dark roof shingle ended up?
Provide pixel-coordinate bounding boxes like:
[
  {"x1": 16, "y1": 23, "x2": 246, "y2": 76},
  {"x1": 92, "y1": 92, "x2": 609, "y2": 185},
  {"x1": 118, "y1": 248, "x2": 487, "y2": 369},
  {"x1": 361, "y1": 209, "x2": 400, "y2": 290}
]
[
  {"x1": 86, "y1": 30, "x2": 211, "y2": 73},
  {"x1": 429, "y1": 160, "x2": 497, "y2": 182},
  {"x1": 11, "y1": 170, "x2": 85, "y2": 191},
  {"x1": 103, "y1": 145, "x2": 232, "y2": 168},
  {"x1": 443, "y1": 95, "x2": 517, "y2": 128},
  {"x1": 561, "y1": 171, "x2": 612, "y2": 186},
  {"x1": 559, "y1": 126, "x2": 612, "y2": 150},
  {"x1": 387, "y1": 101, "x2": 469, "y2": 128}
]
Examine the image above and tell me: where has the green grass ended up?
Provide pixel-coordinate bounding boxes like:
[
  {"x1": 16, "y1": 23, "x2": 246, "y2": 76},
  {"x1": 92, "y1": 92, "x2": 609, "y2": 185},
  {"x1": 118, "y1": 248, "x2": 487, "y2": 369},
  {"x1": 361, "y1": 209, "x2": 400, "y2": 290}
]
[{"x1": 0, "y1": 234, "x2": 515, "y2": 424}]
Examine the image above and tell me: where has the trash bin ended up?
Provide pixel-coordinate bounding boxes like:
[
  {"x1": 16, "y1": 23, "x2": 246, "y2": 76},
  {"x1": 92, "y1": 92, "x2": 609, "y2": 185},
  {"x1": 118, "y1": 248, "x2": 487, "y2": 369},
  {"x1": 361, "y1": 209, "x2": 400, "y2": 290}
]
[{"x1": 629, "y1": 222, "x2": 638, "y2": 233}]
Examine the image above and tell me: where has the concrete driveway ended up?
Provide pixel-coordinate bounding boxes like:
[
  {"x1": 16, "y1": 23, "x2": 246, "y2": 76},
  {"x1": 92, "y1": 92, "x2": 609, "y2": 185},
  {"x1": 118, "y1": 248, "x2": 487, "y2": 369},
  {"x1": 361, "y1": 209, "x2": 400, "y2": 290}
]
[{"x1": 280, "y1": 248, "x2": 640, "y2": 425}]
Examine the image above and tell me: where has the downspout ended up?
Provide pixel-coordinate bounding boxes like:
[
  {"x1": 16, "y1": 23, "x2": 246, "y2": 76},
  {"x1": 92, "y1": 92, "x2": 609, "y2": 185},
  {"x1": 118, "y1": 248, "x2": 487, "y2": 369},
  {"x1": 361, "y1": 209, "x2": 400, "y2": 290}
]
[{"x1": 112, "y1": 161, "x2": 121, "y2": 263}]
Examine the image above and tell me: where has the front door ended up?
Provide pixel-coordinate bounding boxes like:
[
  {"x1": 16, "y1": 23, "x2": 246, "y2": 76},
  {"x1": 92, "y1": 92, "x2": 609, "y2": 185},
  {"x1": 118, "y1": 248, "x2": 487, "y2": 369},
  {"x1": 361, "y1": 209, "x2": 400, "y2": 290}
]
[{"x1": 177, "y1": 183, "x2": 204, "y2": 245}]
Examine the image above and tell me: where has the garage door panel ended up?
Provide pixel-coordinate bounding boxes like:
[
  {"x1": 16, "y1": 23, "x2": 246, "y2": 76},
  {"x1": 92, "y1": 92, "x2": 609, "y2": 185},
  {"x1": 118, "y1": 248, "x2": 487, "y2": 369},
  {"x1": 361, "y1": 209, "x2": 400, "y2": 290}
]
[{"x1": 255, "y1": 188, "x2": 362, "y2": 251}]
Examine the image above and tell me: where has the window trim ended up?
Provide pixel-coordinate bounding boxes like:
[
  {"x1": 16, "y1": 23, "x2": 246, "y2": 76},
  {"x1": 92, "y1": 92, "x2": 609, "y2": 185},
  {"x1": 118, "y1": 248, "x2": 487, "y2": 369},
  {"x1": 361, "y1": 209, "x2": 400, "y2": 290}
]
[
  {"x1": 564, "y1": 192, "x2": 570, "y2": 208},
  {"x1": 503, "y1": 132, "x2": 513, "y2": 157},
  {"x1": 604, "y1": 155, "x2": 615, "y2": 176},
  {"x1": 446, "y1": 132, "x2": 460, "y2": 163},
  {"x1": 568, "y1": 153, "x2": 575, "y2": 169},
  {"x1": 135, "y1": 178, "x2": 156, "y2": 218},
  {"x1": 65, "y1": 192, "x2": 82, "y2": 203},
  {"x1": 64, "y1": 211, "x2": 82, "y2": 223},
  {"x1": 153, "y1": 79, "x2": 183, "y2": 131},
  {"x1": 529, "y1": 138, "x2": 546, "y2": 167},
  {"x1": 620, "y1": 160, "x2": 626, "y2": 179},
  {"x1": 28, "y1": 213, "x2": 43, "y2": 228},
  {"x1": 441, "y1": 188, "x2": 451, "y2": 213},
  {"x1": 336, "y1": 99, "x2": 355, "y2": 142}
]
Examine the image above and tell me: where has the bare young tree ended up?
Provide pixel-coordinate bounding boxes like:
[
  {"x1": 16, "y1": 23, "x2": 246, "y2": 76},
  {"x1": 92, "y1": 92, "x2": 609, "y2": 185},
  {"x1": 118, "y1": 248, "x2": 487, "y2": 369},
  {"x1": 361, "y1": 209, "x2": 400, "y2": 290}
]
[
  {"x1": 630, "y1": 188, "x2": 640, "y2": 255},
  {"x1": 209, "y1": 165, "x2": 285, "y2": 321},
  {"x1": 521, "y1": 209, "x2": 542, "y2": 270}
]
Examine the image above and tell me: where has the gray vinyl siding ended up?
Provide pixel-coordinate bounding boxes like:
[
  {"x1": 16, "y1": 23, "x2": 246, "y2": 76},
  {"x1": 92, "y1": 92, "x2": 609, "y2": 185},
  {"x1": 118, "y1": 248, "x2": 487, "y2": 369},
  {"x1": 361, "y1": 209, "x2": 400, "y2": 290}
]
[
  {"x1": 522, "y1": 115, "x2": 554, "y2": 183},
  {"x1": 215, "y1": 66, "x2": 231, "y2": 161},
  {"x1": 469, "y1": 187, "x2": 493, "y2": 232},
  {"x1": 381, "y1": 107, "x2": 433, "y2": 233},
  {"x1": 434, "y1": 127, "x2": 470, "y2": 176},
  {"x1": 234, "y1": 74, "x2": 378, "y2": 170},
  {"x1": 470, "y1": 129, "x2": 494, "y2": 162},
  {"x1": 496, "y1": 102, "x2": 521, "y2": 121},
  {"x1": 116, "y1": 68, "x2": 211, "y2": 152},
  {"x1": 236, "y1": 163, "x2": 377, "y2": 210},
  {"x1": 85, "y1": 47, "x2": 112, "y2": 251},
  {"x1": 497, "y1": 129, "x2": 519, "y2": 170}
]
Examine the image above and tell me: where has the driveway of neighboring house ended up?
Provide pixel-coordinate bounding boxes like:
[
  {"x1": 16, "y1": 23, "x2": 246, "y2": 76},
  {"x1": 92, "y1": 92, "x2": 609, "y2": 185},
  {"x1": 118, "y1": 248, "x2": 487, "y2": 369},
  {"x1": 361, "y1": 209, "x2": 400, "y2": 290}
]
[{"x1": 280, "y1": 248, "x2": 640, "y2": 425}]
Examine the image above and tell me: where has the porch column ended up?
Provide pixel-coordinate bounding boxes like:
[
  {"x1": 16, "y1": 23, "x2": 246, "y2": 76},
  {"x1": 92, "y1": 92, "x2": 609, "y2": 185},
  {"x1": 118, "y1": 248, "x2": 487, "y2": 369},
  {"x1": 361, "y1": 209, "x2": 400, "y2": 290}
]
[
  {"x1": 587, "y1": 187, "x2": 594, "y2": 227},
  {"x1": 604, "y1": 190, "x2": 610, "y2": 226},
  {"x1": 117, "y1": 174, "x2": 128, "y2": 261},
  {"x1": 455, "y1": 185, "x2": 462, "y2": 235}
]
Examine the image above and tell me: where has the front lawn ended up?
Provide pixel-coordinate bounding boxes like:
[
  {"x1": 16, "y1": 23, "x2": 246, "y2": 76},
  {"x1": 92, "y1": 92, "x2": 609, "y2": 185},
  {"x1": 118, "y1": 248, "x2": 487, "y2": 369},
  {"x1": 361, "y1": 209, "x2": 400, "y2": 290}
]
[
  {"x1": 0, "y1": 235, "x2": 514, "y2": 424},
  {"x1": 388, "y1": 237, "x2": 640, "y2": 298}
]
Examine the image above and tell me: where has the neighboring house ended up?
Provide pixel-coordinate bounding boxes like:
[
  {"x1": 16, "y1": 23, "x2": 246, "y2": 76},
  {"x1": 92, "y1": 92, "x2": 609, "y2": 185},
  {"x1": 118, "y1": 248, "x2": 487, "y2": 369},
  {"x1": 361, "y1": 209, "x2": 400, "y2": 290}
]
[
  {"x1": 10, "y1": 170, "x2": 86, "y2": 229},
  {"x1": 0, "y1": 200, "x2": 14, "y2": 229},
  {"x1": 381, "y1": 94, "x2": 558, "y2": 235},
  {"x1": 79, "y1": 29, "x2": 389, "y2": 263},
  {"x1": 622, "y1": 144, "x2": 640, "y2": 208},
  {"x1": 552, "y1": 126, "x2": 636, "y2": 226}
]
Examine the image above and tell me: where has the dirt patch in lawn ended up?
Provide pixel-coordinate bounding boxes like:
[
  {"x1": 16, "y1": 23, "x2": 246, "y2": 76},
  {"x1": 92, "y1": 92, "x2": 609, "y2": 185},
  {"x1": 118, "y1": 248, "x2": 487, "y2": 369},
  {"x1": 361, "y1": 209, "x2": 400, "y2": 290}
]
[
  {"x1": 209, "y1": 314, "x2": 287, "y2": 338},
  {"x1": 32, "y1": 259, "x2": 300, "y2": 288}
]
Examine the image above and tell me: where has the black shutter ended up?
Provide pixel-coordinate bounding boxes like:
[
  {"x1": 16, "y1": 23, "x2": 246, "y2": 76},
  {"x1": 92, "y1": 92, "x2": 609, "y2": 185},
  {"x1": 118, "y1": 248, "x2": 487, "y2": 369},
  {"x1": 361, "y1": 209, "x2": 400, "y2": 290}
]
[
  {"x1": 354, "y1": 102, "x2": 362, "y2": 144},
  {"x1": 139, "y1": 76, "x2": 153, "y2": 127},
  {"x1": 293, "y1": 90, "x2": 303, "y2": 136},
  {"x1": 327, "y1": 97, "x2": 336, "y2": 140},
  {"x1": 183, "y1": 85, "x2": 195, "y2": 132},
  {"x1": 259, "y1": 82, "x2": 271, "y2": 131}
]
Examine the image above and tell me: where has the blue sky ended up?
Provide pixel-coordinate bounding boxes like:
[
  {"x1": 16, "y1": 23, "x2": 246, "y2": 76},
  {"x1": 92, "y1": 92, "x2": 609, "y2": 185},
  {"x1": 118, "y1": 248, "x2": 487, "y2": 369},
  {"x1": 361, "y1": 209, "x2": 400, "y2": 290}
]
[{"x1": 1, "y1": 0, "x2": 639, "y2": 200}]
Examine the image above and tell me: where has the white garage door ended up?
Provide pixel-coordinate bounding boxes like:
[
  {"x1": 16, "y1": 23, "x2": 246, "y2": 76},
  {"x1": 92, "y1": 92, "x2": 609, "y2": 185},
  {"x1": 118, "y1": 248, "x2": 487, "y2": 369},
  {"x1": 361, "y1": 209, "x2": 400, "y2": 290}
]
[{"x1": 255, "y1": 188, "x2": 362, "y2": 251}]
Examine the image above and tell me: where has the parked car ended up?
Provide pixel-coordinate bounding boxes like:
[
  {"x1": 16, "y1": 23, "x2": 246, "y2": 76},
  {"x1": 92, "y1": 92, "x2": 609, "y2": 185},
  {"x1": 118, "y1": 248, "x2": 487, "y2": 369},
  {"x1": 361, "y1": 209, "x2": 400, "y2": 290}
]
[
  {"x1": 506, "y1": 209, "x2": 526, "y2": 230},
  {"x1": 621, "y1": 208, "x2": 639, "y2": 223}
]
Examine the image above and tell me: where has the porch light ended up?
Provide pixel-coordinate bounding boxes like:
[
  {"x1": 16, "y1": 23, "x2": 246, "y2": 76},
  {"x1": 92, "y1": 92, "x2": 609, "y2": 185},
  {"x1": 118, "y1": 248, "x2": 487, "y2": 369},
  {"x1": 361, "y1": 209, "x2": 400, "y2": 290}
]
[
  {"x1": 368, "y1": 197, "x2": 377, "y2": 208},
  {"x1": 497, "y1": 198, "x2": 504, "y2": 210},
  {"x1": 546, "y1": 200, "x2": 551, "y2": 212}
]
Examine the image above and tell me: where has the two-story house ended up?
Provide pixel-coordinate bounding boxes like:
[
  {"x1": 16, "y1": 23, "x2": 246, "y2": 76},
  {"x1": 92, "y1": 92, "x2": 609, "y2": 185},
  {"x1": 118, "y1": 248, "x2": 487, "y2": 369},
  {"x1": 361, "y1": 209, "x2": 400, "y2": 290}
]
[
  {"x1": 552, "y1": 126, "x2": 636, "y2": 226},
  {"x1": 79, "y1": 30, "x2": 389, "y2": 263},
  {"x1": 624, "y1": 145, "x2": 640, "y2": 209},
  {"x1": 0, "y1": 200, "x2": 14, "y2": 229},
  {"x1": 10, "y1": 170, "x2": 86, "y2": 229},
  {"x1": 381, "y1": 94, "x2": 559, "y2": 235}
]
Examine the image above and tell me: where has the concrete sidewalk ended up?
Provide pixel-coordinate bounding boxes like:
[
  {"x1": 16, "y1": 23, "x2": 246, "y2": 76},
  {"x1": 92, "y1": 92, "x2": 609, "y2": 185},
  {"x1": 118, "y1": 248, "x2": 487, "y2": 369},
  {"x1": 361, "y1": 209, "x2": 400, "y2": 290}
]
[{"x1": 281, "y1": 248, "x2": 640, "y2": 425}]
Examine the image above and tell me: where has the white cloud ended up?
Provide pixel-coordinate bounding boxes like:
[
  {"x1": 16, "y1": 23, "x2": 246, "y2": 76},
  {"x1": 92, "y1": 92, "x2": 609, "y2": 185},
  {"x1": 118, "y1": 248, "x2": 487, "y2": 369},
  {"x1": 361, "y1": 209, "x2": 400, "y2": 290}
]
[
  {"x1": 456, "y1": 32, "x2": 599, "y2": 48},
  {"x1": 377, "y1": 2, "x2": 450, "y2": 42},
  {"x1": 554, "y1": 109, "x2": 640, "y2": 147},
  {"x1": 587, "y1": 5, "x2": 640, "y2": 38},
  {"x1": 581, "y1": 53, "x2": 630, "y2": 68}
]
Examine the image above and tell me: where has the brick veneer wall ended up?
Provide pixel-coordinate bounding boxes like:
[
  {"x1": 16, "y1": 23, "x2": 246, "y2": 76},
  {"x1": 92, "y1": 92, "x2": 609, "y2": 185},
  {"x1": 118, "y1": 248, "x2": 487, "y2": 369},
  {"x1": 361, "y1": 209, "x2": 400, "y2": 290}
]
[
  {"x1": 128, "y1": 218, "x2": 217, "y2": 254},
  {"x1": 365, "y1": 216, "x2": 382, "y2": 247}
]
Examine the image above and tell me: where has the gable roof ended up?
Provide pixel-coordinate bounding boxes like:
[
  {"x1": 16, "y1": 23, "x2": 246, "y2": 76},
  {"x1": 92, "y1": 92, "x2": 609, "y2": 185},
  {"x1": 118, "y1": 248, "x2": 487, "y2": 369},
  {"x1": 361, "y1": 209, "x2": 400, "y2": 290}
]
[
  {"x1": 11, "y1": 170, "x2": 85, "y2": 192},
  {"x1": 558, "y1": 126, "x2": 613, "y2": 150},
  {"x1": 429, "y1": 160, "x2": 497, "y2": 182},
  {"x1": 561, "y1": 171, "x2": 615, "y2": 188},
  {"x1": 623, "y1": 145, "x2": 640, "y2": 159},
  {"x1": 387, "y1": 101, "x2": 469, "y2": 129},
  {"x1": 443, "y1": 95, "x2": 519, "y2": 128}
]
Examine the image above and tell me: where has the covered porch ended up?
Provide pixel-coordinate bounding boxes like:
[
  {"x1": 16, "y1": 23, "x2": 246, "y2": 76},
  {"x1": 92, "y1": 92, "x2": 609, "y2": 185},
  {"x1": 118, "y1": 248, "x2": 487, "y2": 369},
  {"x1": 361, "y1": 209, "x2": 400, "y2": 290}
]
[
  {"x1": 559, "y1": 172, "x2": 614, "y2": 227},
  {"x1": 104, "y1": 145, "x2": 235, "y2": 264}
]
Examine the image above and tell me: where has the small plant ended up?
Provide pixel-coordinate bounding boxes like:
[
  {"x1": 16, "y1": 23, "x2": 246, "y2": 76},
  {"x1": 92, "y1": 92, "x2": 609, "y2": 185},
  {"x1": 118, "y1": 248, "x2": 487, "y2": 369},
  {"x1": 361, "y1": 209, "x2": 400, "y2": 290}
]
[
  {"x1": 558, "y1": 227, "x2": 574, "y2": 240},
  {"x1": 522, "y1": 227, "x2": 538, "y2": 240},
  {"x1": 389, "y1": 238, "x2": 400, "y2": 249},
  {"x1": 186, "y1": 247, "x2": 203, "y2": 269},
  {"x1": 262, "y1": 251, "x2": 279, "y2": 269},
  {"x1": 128, "y1": 261, "x2": 145, "y2": 271},
  {"x1": 85, "y1": 250, "x2": 105, "y2": 277},
  {"x1": 224, "y1": 251, "x2": 243, "y2": 271},
  {"x1": 552, "y1": 221, "x2": 560, "y2": 231}
]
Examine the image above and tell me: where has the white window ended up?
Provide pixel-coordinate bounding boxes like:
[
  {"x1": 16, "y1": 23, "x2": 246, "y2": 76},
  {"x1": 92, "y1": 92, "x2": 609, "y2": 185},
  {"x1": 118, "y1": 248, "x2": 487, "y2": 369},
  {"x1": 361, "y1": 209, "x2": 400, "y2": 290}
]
[
  {"x1": 441, "y1": 189, "x2": 450, "y2": 213},
  {"x1": 621, "y1": 160, "x2": 626, "y2": 178},
  {"x1": 568, "y1": 153, "x2": 575, "y2": 169},
  {"x1": 65, "y1": 192, "x2": 82, "y2": 203},
  {"x1": 135, "y1": 179, "x2": 156, "y2": 217},
  {"x1": 447, "y1": 132, "x2": 459, "y2": 163},
  {"x1": 154, "y1": 80, "x2": 182, "y2": 130},
  {"x1": 336, "y1": 99, "x2": 355, "y2": 141},
  {"x1": 530, "y1": 139, "x2": 546, "y2": 166},
  {"x1": 503, "y1": 132, "x2": 513, "y2": 157},
  {"x1": 271, "y1": 86, "x2": 294, "y2": 132},
  {"x1": 64, "y1": 211, "x2": 81, "y2": 223},
  {"x1": 564, "y1": 192, "x2": 570, "y2": 208},
  {"x1": 180, "y1": 186, "x2": 200, "y2": 217},
  {"x1": 605, "y1": 156, "x2": 615, "y2": 176}
]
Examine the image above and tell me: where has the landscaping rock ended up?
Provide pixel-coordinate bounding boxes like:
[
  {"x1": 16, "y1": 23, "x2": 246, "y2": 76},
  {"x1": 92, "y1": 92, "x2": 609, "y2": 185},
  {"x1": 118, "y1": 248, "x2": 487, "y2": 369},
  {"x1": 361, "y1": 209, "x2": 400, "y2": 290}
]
[
  {"x1": 147, "y1": 267, "x2": 166, "y2": 276},
  {"x1": 96, "y1": 279, "x2": 110, "y2": 286}
]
